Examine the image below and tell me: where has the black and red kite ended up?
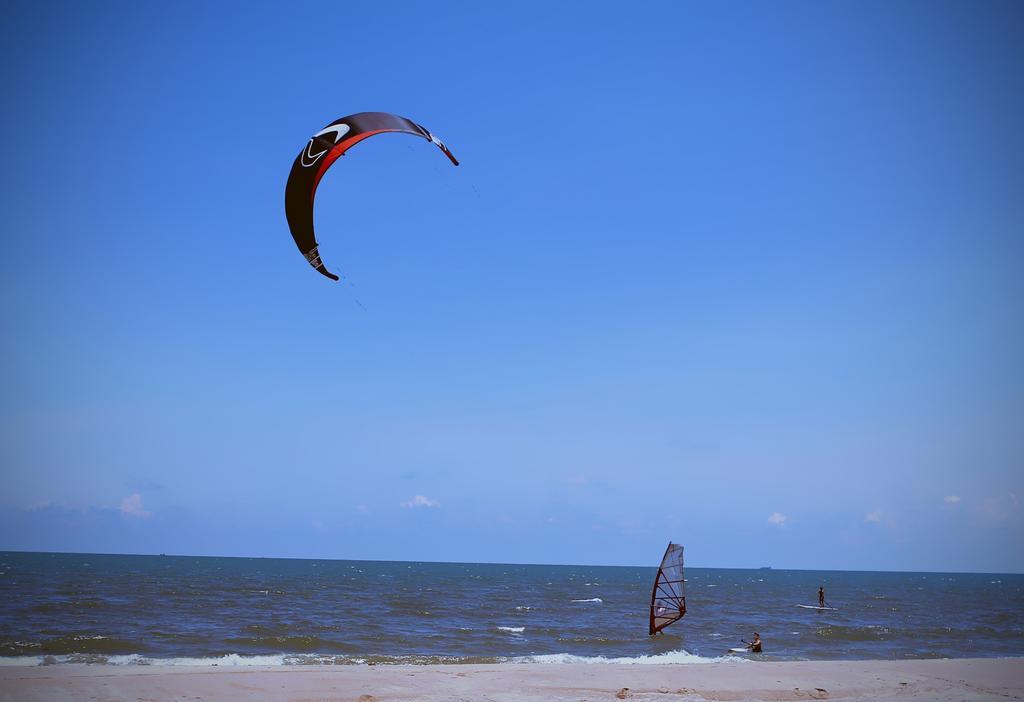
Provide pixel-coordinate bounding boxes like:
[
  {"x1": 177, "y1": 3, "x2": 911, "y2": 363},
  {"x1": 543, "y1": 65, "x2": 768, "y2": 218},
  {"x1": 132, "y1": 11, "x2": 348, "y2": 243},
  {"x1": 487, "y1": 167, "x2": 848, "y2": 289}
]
[{"x1": 284, "y1": 112, "x2": 458, "y2": 281}]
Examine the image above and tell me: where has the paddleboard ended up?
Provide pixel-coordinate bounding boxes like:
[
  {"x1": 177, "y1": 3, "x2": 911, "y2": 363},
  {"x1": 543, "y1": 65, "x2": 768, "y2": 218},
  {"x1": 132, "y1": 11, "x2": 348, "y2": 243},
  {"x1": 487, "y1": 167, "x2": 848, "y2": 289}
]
[
  {"x1": 795, "y1": 604, "x2": 837, "y2": 611},
  {"x1": 728, "y1": 647, "x2": 749, "y2": 653}
]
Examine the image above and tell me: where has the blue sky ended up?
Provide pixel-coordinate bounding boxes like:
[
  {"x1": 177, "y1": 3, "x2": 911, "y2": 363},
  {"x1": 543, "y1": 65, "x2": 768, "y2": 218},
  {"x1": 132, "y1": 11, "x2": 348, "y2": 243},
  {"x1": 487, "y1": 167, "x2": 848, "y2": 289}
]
[{"x1": 1, "y1": 0, "x2": 1021, "y2": 572}]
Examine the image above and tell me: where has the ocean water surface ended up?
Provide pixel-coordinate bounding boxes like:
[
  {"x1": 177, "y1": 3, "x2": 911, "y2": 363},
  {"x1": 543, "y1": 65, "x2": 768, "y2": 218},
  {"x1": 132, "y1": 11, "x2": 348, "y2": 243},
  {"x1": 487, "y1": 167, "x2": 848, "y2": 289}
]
[{"x1": 1, "y1": 552, "x2": 1021, "y2": 665}]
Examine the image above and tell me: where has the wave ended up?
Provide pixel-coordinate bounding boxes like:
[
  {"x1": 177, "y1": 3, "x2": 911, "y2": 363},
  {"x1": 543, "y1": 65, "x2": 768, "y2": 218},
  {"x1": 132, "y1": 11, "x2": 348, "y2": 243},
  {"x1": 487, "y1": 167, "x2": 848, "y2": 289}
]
[
  {"x1": 570, "y1": 598, "x2": 603, "y2": 603},
  {"x1": 0, "y1": 653, "x2": 289, "y2": 667},
  {"x1": 496, "y1": 627, "x2": 524, "y2": 634},
  {"x1": 0, "y1": 636, "x2": 148, "y2": 656},
  {"x1": 222, "y1": 636, "x2": 361, "y2": 653},
  {"x1": 0, "y1": 657, "x2": 50, "y2": 667},
  {"x1": 0, "y1": 653, "x2": 514, "y2": 667},
  {"x1": 0, "y1": 648, "x2": 741, "y2": 667},
  {"x1": 510, "y1": 649, "x2": 741, "y2": 665}
]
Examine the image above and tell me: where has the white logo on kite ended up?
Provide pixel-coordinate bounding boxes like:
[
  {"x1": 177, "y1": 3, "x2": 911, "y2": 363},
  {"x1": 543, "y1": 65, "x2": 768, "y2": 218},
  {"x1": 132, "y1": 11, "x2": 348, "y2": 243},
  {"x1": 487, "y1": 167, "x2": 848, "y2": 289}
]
[{"x1": 300, "y1": 123, "x2": 352, "y2": 167}]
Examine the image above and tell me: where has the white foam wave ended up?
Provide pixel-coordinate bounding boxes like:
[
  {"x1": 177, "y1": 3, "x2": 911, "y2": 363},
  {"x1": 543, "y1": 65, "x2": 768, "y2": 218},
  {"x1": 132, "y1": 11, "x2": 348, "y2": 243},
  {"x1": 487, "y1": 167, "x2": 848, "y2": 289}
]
[
  {"x1": 0, "y1": 649, "x2": 747, "y2": 668},
  {"x1": 0, "y1": 657, "x2": 44, "y2": 667},
  {"x1": 511, "y1": 649, "x2": 741, "y2": 665},
  {"x1": 497, "y1": 626, "x2": 525, "y2": 634},
  {"x1": 150, "y1": 654, "x2": 288, "y2": 666},
  {"x1": 1, "y1": 653, "x2": 290, "y2": 667},
  {"x1": 571, "y1": 597, "x2": 603, "y2": 603}
]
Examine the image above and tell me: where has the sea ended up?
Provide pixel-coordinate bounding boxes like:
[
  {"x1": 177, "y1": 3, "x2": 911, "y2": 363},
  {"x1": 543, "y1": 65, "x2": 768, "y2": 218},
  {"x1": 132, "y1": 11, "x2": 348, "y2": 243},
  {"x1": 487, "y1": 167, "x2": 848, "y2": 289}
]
[{"x1": 1, "y1": 552, "x2": 1021, "y2": 666}]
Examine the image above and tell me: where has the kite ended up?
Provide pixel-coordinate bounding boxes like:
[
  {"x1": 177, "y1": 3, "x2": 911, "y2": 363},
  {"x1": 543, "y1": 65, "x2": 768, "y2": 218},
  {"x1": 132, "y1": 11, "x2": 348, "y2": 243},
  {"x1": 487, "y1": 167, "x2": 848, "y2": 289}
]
[{"x1": 284, "y1": 112, "x2": 458, "y2": 281}]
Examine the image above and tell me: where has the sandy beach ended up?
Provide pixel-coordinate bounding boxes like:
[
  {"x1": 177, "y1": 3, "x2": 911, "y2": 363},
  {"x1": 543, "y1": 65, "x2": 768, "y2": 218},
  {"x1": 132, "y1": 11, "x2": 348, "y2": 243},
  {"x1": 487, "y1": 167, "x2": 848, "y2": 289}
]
[{"x1": 1, "y1": 658, "x2": 1021, "y2": 702}]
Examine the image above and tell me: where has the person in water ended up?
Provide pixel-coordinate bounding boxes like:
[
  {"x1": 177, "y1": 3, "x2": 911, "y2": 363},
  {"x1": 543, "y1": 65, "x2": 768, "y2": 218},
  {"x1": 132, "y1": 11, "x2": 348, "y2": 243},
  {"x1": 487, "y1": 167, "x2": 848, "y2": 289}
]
[
  {"x1": 748, "y1": 632, "x2": 762, "y2": 653},
  {"x1": 818, "y1": 586, "x2": 825, "y2": 607}
]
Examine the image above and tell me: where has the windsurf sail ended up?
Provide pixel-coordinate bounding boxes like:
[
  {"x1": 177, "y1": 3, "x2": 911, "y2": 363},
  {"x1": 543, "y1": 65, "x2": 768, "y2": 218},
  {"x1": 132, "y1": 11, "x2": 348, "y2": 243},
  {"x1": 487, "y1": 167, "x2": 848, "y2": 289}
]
[{"x1": 649, "y1": 542, "x2": 686, "y2": 635}]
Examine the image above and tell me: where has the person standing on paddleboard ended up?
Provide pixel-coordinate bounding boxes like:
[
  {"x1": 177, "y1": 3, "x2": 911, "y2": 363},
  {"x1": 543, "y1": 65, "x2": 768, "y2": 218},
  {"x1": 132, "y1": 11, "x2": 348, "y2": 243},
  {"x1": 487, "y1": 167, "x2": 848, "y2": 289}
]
[
  {"x1": 818, "y1": 586, "x2": 825, "y2": 608},
  {"x1": 747, "y1": 632, "x2": 762, "y2": 653}
]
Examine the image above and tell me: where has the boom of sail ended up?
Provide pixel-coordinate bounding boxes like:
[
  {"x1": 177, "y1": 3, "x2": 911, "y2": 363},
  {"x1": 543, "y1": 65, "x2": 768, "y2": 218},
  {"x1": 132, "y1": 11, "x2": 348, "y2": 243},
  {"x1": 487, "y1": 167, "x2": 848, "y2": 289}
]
[{"x1": 649, "y1": 542, "x2": 686, "y2": 635}]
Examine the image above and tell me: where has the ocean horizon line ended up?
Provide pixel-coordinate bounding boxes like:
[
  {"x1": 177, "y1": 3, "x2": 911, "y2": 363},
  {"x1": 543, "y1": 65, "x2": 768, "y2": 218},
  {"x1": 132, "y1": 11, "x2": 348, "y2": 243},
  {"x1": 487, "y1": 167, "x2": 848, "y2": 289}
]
[{"x1": 2, "y1": 549, "x2": 1020, "y2": 577}]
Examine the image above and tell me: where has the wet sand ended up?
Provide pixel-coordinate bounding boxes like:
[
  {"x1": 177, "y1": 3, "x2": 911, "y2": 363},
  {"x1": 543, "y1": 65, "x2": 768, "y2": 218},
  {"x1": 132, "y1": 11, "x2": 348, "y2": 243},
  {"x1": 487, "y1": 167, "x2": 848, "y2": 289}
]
[{"x1": 1, "y1": 657, "x2": 1021, "y2": 701}]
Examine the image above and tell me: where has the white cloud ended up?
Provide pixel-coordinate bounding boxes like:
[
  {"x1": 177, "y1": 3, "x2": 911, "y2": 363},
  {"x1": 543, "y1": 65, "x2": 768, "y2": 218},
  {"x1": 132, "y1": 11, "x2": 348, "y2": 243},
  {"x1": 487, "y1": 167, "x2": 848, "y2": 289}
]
[
  {"x1": 401, "y1": 495, "x2": 439, "y2": 509},
  {"x1": 767, "y1": 512, "x2": 787, "y2": 526},
  {"x1": 943, "y1": 495, "x2": 961, "y2": 504},
  {"x1": 120, "y1": 493, "x2": 152, "y2": 518},
  {"x1": 864, "y1": 510, "x2": 882, "y2": 523}
]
